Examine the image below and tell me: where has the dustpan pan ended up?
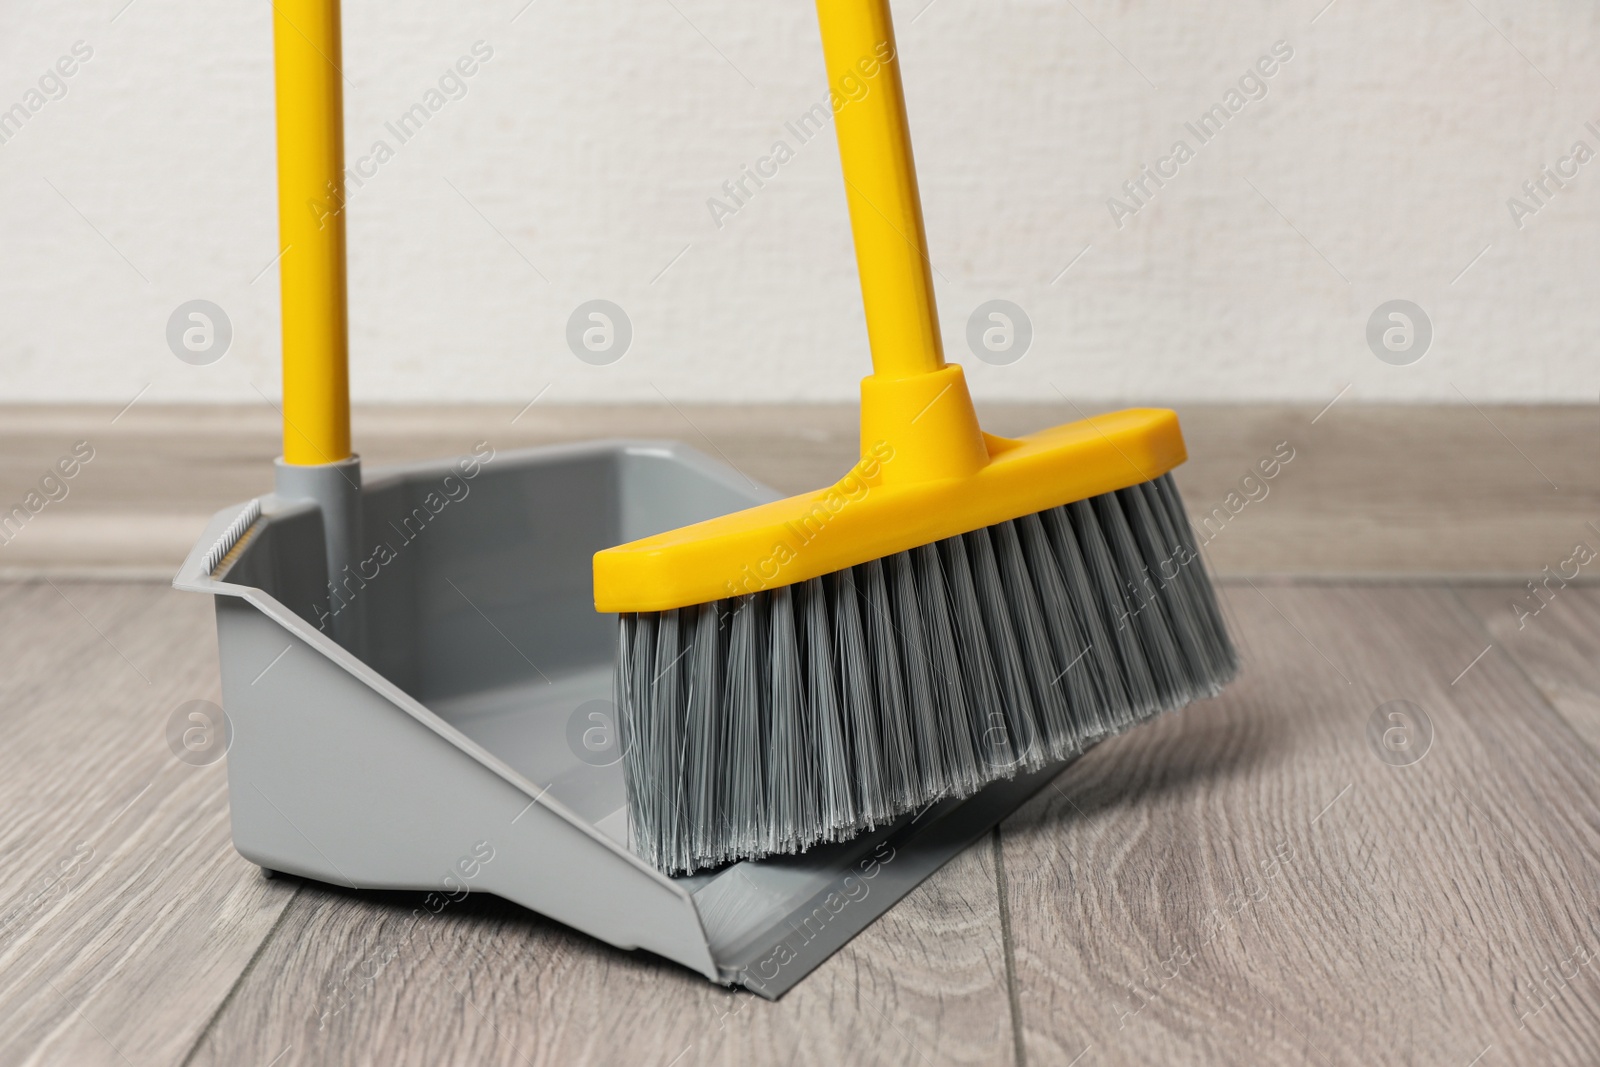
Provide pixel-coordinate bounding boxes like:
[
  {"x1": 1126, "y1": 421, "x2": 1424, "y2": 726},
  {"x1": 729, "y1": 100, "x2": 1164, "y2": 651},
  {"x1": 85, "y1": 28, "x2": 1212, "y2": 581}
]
[
  {"x1": 173, "y1": 0, "x2": 1077, "y2": 997},
  {"x1": 174, "y1": 441, "x2": 1069, "y2": 996}
]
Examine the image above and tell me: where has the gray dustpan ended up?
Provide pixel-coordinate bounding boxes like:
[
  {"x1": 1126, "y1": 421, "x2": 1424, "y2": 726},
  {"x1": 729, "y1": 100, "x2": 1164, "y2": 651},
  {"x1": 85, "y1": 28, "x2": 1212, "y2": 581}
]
[{"x1": 174, "y1": 440, "x2": 1068, "y2": 997}]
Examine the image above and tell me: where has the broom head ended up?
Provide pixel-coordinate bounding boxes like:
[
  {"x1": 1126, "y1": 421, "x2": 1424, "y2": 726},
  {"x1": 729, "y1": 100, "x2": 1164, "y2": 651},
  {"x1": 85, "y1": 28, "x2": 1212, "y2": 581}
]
[{"x1": 594, "y1": 367, "x2": 1237, "y2": 874}]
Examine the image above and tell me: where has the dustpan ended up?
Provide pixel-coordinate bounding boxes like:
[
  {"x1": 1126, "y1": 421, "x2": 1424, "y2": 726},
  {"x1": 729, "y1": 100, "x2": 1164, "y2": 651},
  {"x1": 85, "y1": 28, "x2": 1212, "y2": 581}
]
[
  {"x1": 173, "y1": 0, "x2": 1076, "y2": 996},
  {"x1": 174, "y1": 441, "x2": 1069, "y2": 996}
]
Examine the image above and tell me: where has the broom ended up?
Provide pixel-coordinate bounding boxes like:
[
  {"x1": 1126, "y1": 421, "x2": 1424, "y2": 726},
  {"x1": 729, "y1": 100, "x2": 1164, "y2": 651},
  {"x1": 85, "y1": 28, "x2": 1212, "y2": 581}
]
[{"x1": 595, "y1": 0, "x2": 1238, "y2": 875}]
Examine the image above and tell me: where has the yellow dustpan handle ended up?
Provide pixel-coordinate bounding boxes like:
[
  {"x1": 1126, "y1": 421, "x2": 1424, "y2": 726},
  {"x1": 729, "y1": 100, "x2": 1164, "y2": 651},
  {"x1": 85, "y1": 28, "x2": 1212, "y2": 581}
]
[
  {"x1": 273, "y1": 0, "x2": 351, "y2": 465},
  {"x1": 815, "y1": 0, "x2": 944, "y2": 381},
  {"x1": 816, "y1": 0, "x2": 988, "y2": 485}
]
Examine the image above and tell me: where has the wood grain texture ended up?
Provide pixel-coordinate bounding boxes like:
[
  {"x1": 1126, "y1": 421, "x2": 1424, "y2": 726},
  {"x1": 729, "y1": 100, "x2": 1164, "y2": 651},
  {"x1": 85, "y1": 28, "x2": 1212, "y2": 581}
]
[
  {"x1": 0, "y1": 403, "x2": 1590, "y2": 579},
  {"x1": 1148, "y1": 404, "x2": 1593, "y2": 579},
  {"x1": 183, "y1": 835, "x2": 1014, "y2": 1067},
  {"x1": 0, "y1": 583, "x2": 297, "y2": 1067},
  {"x1": 1457, "y1": 584, "x2": 1600, "y2": 760},
  {"x1": 1000, "y1": 583, "x2": 1600, "y2": 1066}
]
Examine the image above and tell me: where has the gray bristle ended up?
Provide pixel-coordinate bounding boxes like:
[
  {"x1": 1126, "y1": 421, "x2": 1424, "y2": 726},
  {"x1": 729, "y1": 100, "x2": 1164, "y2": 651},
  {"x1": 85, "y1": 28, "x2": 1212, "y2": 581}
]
[{"x1": 617, "y1": 472, "x2": 1238, "y2": 875}]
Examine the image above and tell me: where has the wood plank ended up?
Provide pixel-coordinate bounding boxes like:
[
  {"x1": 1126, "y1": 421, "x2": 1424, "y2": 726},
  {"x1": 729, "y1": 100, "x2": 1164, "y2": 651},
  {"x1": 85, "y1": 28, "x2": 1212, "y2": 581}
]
[
  {"x1": 999, "y1": 583, "x2": 1600, "y2": 1066},
  {"x1": 183, "y1": 835, "x2": 1015, "y2": 1066},
  {"x1": 1147, "y1": 404, "x2": 1592, "y2": 580},
  {"x1": 0, "y1": 583, "x2": 296, "y2": 1067},
  {"x1": 1457, "y1": 583, "x2": 1600, "y2": 761},
  {"x1": 0, "y1": 403, "x2": 1590, "y2": 579}
]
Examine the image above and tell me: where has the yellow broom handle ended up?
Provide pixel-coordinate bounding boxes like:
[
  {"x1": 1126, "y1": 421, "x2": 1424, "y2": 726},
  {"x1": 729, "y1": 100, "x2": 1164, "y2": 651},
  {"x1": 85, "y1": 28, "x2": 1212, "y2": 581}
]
[
  {"x1": 274, "y1": 0, "x2": 351, "y2": 465},
  {"x1": 816, "y1": 0, "x2": 945, "y2": 381}
]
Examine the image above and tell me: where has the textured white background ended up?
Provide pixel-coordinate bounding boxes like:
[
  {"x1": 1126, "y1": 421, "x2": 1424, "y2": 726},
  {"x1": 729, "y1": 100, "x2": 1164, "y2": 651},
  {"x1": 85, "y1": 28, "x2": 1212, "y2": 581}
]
[{"x1": 0, "y1": 0, "x2": 1596, "y2": 405}]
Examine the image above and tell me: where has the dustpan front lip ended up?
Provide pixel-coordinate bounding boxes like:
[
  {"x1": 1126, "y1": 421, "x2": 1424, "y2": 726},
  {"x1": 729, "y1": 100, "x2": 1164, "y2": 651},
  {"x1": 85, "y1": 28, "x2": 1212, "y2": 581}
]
[{"x1": 701, "y1": 760, "x2": 1075, "y2": 999}]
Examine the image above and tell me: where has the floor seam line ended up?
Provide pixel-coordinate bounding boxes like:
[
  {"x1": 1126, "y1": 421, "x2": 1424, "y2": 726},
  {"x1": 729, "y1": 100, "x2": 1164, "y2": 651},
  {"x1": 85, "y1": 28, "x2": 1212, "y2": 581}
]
[
  {"x1": 993, "y1": 827, "x2": 1028, "y2": 1067},
  {"x1": 177, "y1": 881, "x2": 302, "y2": 1067}
]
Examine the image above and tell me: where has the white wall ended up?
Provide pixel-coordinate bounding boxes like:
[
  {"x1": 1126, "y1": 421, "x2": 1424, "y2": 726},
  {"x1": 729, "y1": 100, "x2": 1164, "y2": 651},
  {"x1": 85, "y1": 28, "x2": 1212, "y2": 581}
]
[{"x1": 1, "y1": 0, "x2": 1596, "y2": 406}]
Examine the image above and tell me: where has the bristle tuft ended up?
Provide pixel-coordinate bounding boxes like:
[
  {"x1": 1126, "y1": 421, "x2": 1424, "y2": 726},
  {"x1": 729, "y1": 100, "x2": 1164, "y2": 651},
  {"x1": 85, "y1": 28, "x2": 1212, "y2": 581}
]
[{"x1": 618, "y1": 473, "x2": 1237, "y2": 875}]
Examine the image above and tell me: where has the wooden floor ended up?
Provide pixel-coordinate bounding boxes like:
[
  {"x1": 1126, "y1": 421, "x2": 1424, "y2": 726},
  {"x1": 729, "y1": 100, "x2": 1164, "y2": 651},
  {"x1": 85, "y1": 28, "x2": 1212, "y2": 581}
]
[{"x1": 4, "y1": 405, "x2": 1600, "y2": 1066}]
